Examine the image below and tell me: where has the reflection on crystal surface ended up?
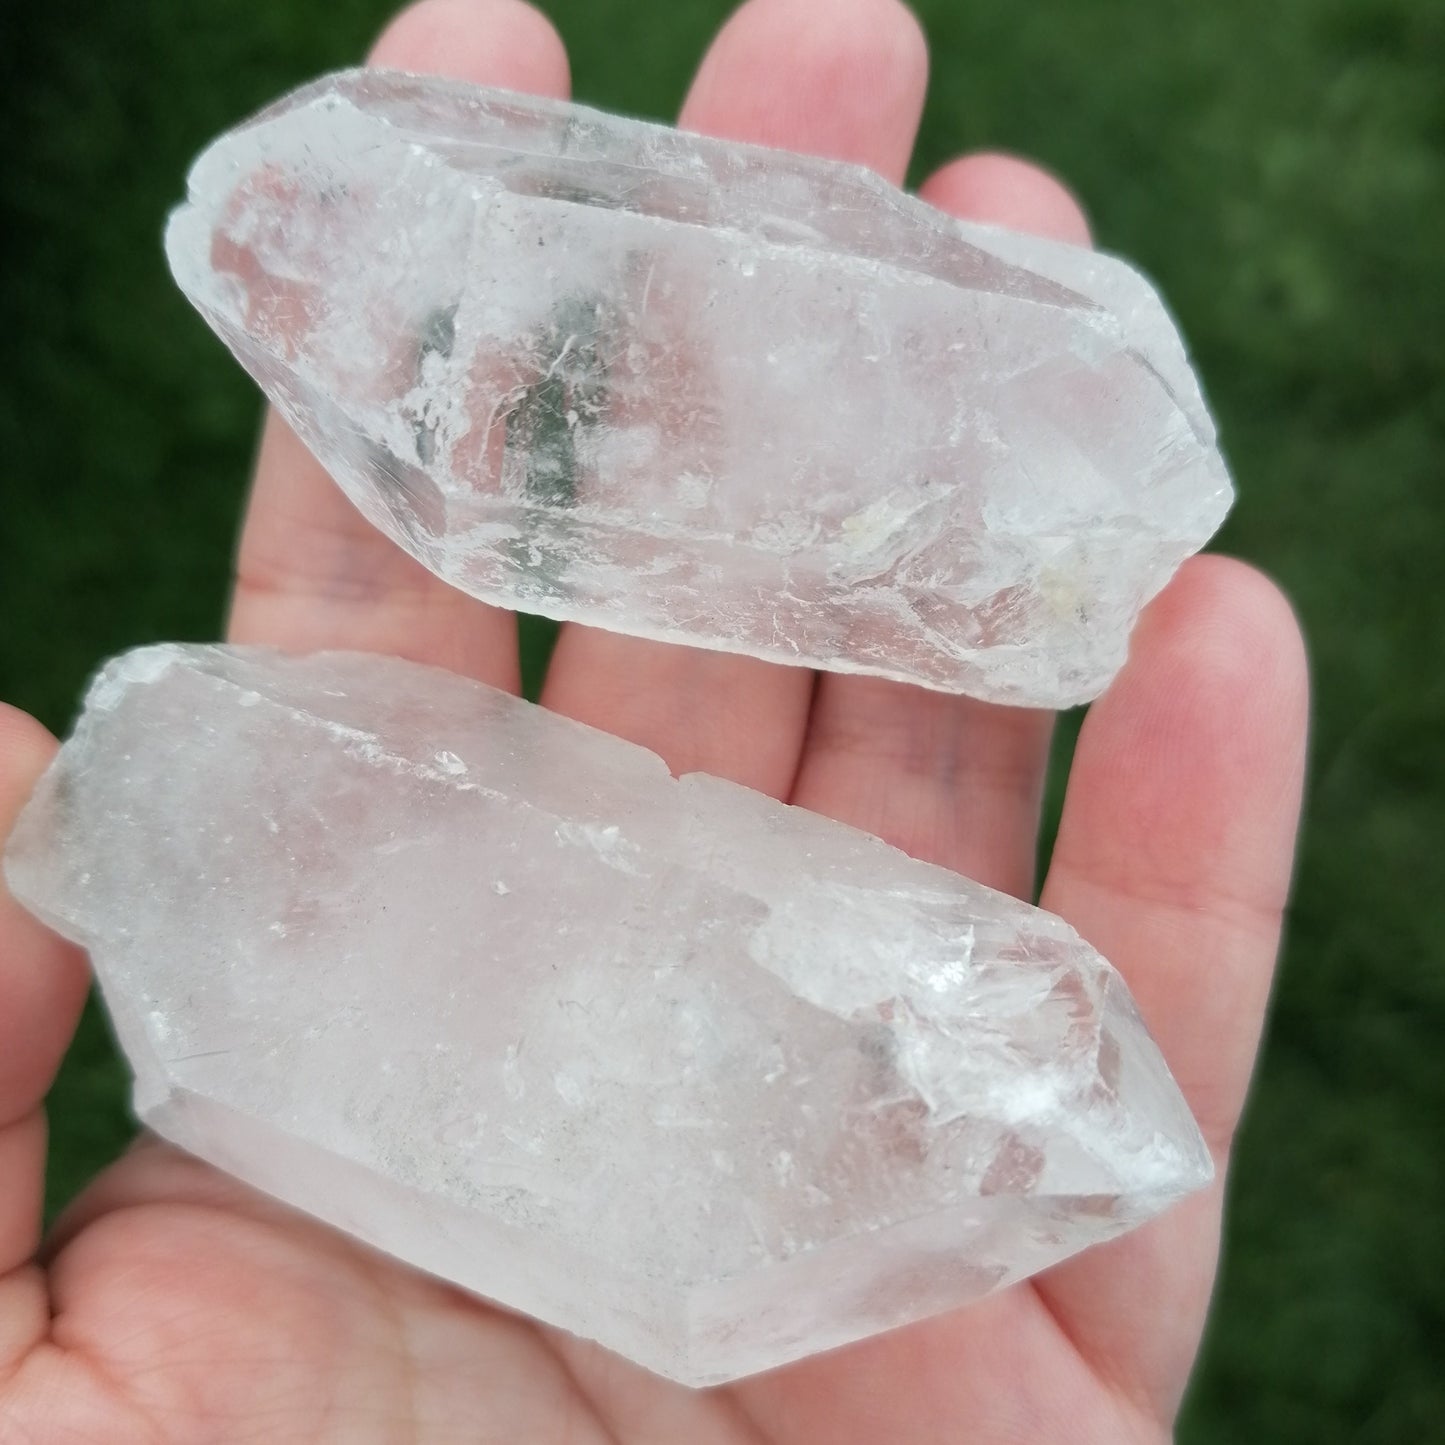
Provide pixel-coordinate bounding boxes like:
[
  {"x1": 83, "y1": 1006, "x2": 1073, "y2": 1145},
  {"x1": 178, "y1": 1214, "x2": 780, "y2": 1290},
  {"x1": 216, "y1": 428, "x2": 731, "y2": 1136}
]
[
  {"x1": 5, "y1": 645, "x2": 1212, "y2": 1384},
  {"x1": 166, "y1": 70, "x2": 1232, "y2": 706}
]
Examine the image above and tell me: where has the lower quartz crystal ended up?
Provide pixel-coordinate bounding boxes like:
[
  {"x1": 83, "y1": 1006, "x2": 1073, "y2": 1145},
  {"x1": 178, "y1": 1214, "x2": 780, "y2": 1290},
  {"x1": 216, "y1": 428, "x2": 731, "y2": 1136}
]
[{"x1": 4, "y1": 645, "x2": 1212, "y2": 1384}]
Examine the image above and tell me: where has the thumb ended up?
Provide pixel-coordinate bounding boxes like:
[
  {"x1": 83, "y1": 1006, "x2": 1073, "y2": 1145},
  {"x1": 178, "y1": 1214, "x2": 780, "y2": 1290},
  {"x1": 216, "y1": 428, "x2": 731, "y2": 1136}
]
[{"x1": 0, "y1": 705, "x2": 89, "y2": 1288}]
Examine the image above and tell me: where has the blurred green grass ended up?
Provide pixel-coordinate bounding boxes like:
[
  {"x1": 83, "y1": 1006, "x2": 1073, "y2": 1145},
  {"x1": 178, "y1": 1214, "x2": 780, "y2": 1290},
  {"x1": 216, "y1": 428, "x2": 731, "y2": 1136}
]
[{"x1": 2, "y1": 0, "x2": 1442, "y2": 1438}]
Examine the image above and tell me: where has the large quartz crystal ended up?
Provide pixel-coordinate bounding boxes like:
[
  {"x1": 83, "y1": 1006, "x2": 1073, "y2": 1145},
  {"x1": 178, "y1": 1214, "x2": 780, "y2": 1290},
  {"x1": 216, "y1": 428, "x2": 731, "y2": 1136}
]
[
  {"x1": 7, "y1": 645, "x2": 1211, "y2": 1384},
  {"x1": 165, "y1": 71, "x2": 1232, "y2": 707}
]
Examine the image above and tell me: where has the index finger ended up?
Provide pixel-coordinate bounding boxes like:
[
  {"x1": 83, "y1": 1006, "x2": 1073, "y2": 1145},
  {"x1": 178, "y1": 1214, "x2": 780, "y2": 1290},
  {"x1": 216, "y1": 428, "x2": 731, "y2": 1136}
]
[{"x1": 227, "y1": 0, "x2": 571, "y2": 691}]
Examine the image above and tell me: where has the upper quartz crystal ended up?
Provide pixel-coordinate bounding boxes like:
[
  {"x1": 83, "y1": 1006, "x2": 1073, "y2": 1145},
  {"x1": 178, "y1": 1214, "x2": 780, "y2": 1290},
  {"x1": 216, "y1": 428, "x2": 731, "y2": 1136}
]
[
  {"x1": 166, "y1": 70, "x2": 1232, "y2": 706},
  {"x1": 6, "y1": 645, "x2": 1212, "y2": 1384}
]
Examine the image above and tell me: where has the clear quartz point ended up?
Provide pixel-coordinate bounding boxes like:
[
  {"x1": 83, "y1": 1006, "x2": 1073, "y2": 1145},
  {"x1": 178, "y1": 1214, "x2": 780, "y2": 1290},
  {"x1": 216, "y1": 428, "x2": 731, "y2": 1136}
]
[
  {"x1": 165, "y1": 70, "x2": 1233, "y2": 707},
  {"x1": 5, "y1": 645, "x2": 1213, "y2": 1385}
]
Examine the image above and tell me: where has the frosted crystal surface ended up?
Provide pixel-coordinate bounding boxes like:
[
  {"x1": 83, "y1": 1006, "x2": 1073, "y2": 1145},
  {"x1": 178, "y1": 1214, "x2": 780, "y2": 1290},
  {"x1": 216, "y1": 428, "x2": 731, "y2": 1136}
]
[
  {"x1": 165, "y1": 70, "x2": 1233, "y2": 707},
  {"x1": 6, "y1": 645, "x2": 1212, "y2": 1384}
]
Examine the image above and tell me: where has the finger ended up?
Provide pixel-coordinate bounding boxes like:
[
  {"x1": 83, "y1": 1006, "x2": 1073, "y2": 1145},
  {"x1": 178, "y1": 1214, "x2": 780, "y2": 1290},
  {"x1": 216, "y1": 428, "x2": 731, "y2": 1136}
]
[
  {"x1": 919, "y1": 152, "x2": 1093, "y2": 245},
  {"x1": 228, "y1": 0, "x2": 572, "y2": 692},
  {"x1": 788, "y1": 155, "x2": 1090, "y2": 892},
  {"x1": 1045, "y1": 556, "x2": 1308, "y2": 1151},
  {"x1": 0, "y1": 707, "x2": 90, "y2": 1279},
  {"x1": 541, "y1": 0, "x2": 929, "y2": 789},
  {"x1": 676, "y1": 0, "x2": 929, "y2": 166},
  {"x1": 791, "y1": 684, "x2": 1055, "y2": 892},
  {"x1": 1032, "y1": 555, "x2": 1309, "y2": 1418}
]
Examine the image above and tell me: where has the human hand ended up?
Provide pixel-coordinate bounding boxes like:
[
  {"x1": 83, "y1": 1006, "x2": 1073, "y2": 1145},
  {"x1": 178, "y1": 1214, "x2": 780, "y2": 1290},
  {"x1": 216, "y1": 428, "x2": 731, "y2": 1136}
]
[{"x1": 0, "y1": 1, "x2": 1308, "y2": 1439}]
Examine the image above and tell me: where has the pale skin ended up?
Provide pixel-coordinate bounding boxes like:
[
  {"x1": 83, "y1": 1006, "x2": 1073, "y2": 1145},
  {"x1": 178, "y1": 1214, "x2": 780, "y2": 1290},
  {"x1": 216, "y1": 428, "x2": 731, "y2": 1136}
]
[{"x1": 0, "y1": 0, "x2": 1309, "y2": 1439}]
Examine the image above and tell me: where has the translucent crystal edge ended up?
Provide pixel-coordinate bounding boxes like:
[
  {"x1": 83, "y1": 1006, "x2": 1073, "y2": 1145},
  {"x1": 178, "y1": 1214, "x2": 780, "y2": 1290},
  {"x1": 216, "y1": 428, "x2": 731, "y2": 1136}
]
[{"x1": 3, "y1": 645, "x2": 1217, "y2": 1384}]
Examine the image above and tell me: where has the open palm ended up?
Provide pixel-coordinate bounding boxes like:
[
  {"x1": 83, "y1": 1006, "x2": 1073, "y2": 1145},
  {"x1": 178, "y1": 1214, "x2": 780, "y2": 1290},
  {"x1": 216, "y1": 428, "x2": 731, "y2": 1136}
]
[{"x1": 0, "y1": 1, "x2": 1308, "y2": 1440}]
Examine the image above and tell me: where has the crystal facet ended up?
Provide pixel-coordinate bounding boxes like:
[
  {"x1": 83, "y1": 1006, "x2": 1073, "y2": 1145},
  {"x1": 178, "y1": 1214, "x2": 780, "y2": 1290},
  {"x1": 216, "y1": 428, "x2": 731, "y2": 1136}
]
[
  {"x1": 165, "y1": 71, "x2": 1232, "y2": 707},
  {"x1": 6, "y1": 645, "x2": 1212, "y2": 1384}
]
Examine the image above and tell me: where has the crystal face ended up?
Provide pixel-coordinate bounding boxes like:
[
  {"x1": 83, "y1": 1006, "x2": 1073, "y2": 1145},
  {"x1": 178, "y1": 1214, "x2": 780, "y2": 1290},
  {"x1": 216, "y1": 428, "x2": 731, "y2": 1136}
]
[
  {"x1": 165, "y1": 70, "x2": 1232, "y2": 707},
  {"x1": 6, "y1": 645, "x2": 1212, "y2": 1385}
]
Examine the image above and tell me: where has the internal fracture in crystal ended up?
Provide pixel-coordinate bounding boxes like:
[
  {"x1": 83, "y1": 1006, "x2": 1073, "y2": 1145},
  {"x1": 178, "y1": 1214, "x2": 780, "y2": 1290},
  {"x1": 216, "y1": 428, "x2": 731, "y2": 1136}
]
[
  {"x1": 166, "y1": 71, "x2": 1233, "y2": 707},
  {"x1": 5, "y1": 645, "x2": 1213, "y2": 1384}
]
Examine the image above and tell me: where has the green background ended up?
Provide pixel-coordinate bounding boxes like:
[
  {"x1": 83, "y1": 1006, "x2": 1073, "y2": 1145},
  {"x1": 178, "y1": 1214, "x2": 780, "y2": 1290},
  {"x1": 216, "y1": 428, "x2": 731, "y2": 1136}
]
[{"x1": 2, "y1": 1, "x2": 1441, "y2": 1438}]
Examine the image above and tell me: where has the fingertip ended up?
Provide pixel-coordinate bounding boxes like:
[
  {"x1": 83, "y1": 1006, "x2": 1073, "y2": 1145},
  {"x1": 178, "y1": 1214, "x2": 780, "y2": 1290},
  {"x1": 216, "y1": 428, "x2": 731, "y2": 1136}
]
[
  {"x1": 920, "y1": 151, "x2": 1091, "y2": 245},
  {"x1": 1132, "y1": 555, "x2": 1310, "y2": 746},
  {"x1": 0, "y1": 705, "x2": 58, "y2": 815},
  {"x1": 681, "y1": 0, "x2": 930, "y2": 178},
  {"x1": 1069, "y1": 554, "x2": 1310, "y2": 924},
  {"x1": 369, "y1": 0, "x2": 571, "y2": 97},
  {"x1": 1158, "y1": 553, "x2": 1305, "y2": 658},
  {"x1": 710, "y1": 0, "x2": 932, "y2": 100},
  {"x1": 865, "y1": 0, "x2": 932, "y2": 107}
]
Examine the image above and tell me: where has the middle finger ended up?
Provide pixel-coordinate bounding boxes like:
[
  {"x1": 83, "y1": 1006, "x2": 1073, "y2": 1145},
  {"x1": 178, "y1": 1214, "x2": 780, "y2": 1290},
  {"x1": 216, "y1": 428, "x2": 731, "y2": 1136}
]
[{"x1": 540, "y1": 0, "x2": 930, "y2": 790}]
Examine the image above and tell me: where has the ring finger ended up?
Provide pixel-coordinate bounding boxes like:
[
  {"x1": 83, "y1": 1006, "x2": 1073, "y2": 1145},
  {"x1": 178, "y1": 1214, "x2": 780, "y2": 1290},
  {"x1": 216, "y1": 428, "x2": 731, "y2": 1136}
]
[{"x1": 788, "y1": 154, "x2": 1093, "y2": 896}]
